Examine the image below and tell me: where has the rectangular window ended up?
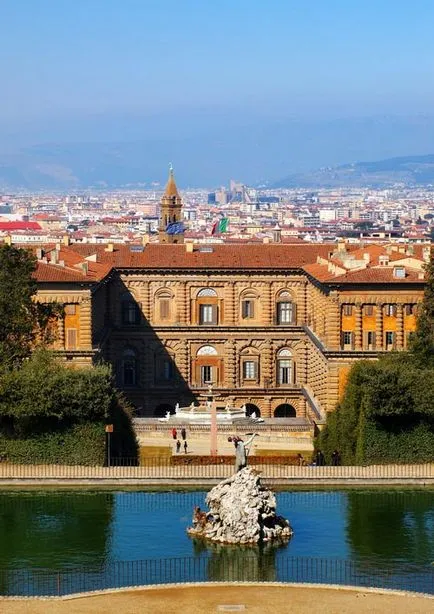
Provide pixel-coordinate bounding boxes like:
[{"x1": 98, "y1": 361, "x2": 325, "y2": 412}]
[
  {"x1": 199, "y1": 304, "x2": 216, "y2": 325},
  {"x1": 66, "y1": 328, "x2": 77, "y2": 349},
  {"x1": 405, "y1": 304, "x2": 416, "y2": 316},
  {"x1": 342, "y1": 331, "x2": 353, "y2": 349},
  {"x1": 384, "y1": 304, "x2": 397, "y2": 317},
  {"x1": 278, "y1": 360, "x2": 292, "y2": 384},
  {"x1": 162, "y1": 360, "x2": 173, "y2": 380},
  {"x1": 242, "y1": 300, "x2": 255, "y2": 319},
  {"x1": 64, "y1": 304, "x2": 76, "y2": 315},
  {"x1": 385, "y1": 331, "x2": 395, "y2": 349},
  {"x1": 159, "y1": 299, "x2": 170, "y2": 320},
  {"x1": 366, "y1": 331, "x2": 376, "y2": 350},
  {"x1": 122, "y1": 302, "x2": 139, "y2": 325},
  {"x1": 343, "y1": 304, "x2": 353, "y2": 316},
  {"x1": 364, "y1": 305, "x2": 374, "y2": 316},
  {"x1": 277, "y1": 302, "x2": 293, "y2": 324},
  {"x1": 243, "y1": 360, "x2": 257, "y2": 379},
  {"x1": 201, "y1": 365, "x2": 213, "y2": 385}
]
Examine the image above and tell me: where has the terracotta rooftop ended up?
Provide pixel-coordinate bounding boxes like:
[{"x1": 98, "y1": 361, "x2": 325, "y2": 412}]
[{"x1": 68, "y1": 243, "x2": 337, "y2": 270}]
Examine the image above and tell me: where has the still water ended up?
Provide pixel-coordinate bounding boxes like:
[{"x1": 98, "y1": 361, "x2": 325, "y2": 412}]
[{"x1": 0, "y1": 489, "x2": 433, "y2": 594}]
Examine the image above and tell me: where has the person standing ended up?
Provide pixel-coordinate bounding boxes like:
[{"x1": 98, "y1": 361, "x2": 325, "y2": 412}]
[
  {"x1": 181, "y1": 427, "x2": 187, "y2": 441},
  {"x1": 176, "y1": 440, "x2": 181, "y2": 453},
  {"x1": 184, "y1": 440, "x2": 188, "y2": 454},
  {"x1": 172, "y1": 427, "x2": 177, "y2": 440}
]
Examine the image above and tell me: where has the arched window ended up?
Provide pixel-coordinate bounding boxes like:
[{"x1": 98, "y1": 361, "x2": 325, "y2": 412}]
[
  {"x1": 276, "y1": 348, "x2": 293, "y2": 385},
  {"x1": 121, "y1": 292, "x2": 140, "y2": 325},
  {"x1": 245, "y1": 403, "x2": 261, "y2": 417},
  {"x1": 122, "y1": 348, "x2": 138, "y2": 387},
  {"x1": 274, "y1": 404, "x2": 296, "y2": 418},
  {"x1": 197, "y1": 345, "x2": 218, "y2": 356},
  {"x1": 197, "y1": 288, "x2": 217, "y2": 297},
  {"x1": 276, "y1": 291, "x2": 296, "y2": 325}
]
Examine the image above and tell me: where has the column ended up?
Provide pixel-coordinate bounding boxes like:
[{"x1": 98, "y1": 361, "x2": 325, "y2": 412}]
[
  {"x1": 375, "y1": 303, "x2": 383, "y2": 350},
  {"x1": 178, "y1": 282, "x2": 188, "y2": 325},
  {"x1": 176, "y1": 339, "x2": 189, "y2": 384},
  {"x1": 326, "y1": 293, "x2": 340, "y2": 350},
  {"x1": 225, "y1": 339, "x2": 237, "y2": 388},
  {"x1": 224, "y1": 282, "x2": 235, "y2": 325},
  {"x1": 79, "y1": 298, "x2": 92, "y2": 350},
  {"x1": 141, "y1": 282, "x2": 151, "y2": 323},
  {"x1": 58, "y1": 314, "x2": 65, "y2": 349},
  {"x1": 354, "y1": 303, "x2": 362, "y2": 350},
  {"x1": 396, "y1": 304, "x2": 404, "y2": 349},
  {"x1": 262, "y1": 340, "x2": 273, "y2": 388},
  {"x1": 262, "y1": 283, "x2": 273, "y2": 325}
]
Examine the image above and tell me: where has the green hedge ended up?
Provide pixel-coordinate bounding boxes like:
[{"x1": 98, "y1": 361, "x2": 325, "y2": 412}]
[
  {"x1": 0, "y1": 350, "x2": 138, "y2": 465},
  {"x1": 317, "y1": 357, "x2": 434, "y2": 465},
  {"x1": 0, "y1": 422, "x2": 106, "y2": 465}
]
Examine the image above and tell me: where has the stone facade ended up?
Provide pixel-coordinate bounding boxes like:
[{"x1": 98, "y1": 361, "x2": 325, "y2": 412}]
[{"x1": 29, "y1": 173, "x2": 426, "y2": 420}]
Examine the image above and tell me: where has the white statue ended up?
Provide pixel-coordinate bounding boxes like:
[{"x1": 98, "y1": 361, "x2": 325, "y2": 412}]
[
  {"x1": 175, "y1": 402, "x2": 180, "y2": 414},
  {"x1": 241, "y1": 404, "x2": 247, "y2": 415},
  {"x1": 225, "y1": 402, "x2": 231, "y2": 413},
  {"x1": 190, "y1": 402, "x2": 195, "y2": 412},
  {"x1": 251, "y1": 411, "x2": 257, "y2": 419},
  {"x1": 165, "y1": 410, "x2": 170, "y2": 420}
]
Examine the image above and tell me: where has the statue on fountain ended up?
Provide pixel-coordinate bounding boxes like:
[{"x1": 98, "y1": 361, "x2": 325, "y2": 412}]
[{"x1": 228, "y1": 433, "x2": 258, "y2": 472}]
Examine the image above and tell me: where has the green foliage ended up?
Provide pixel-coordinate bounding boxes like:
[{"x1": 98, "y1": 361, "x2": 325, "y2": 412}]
[
  {"x1": 317, "y1": 357, "x2": 434, "y2": 464},
  {"x1": 0, "y1": 351, "x2": 138, "y2": 464},
  {"x1": 0, "y1": 245, "x2": 60, "y2": 371},
  {"x1": 409, "y1": 251, "x2": 434, "y2": 366}
]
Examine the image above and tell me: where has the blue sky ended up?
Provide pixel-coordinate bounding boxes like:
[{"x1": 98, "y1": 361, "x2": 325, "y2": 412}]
[{"x1": 1, "y1": 1, "x2": 434, "y2": 184}]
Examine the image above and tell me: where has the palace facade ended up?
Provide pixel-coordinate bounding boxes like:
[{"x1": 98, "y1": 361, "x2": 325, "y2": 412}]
[{"x1": 29, "y1": 173, "x2": 427, "y2": 420}]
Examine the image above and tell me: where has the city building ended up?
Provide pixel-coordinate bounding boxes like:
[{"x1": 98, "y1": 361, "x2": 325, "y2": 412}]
[{"x1": 26, "y1": 172, "x2": 426, "y2": 421}]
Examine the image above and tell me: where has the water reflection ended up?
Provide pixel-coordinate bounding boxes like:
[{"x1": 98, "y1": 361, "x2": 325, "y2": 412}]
[
  {"x1": 0, "y1": 491, "x2": 113, "y2": 570},
  {"x1": 191, "y1": 537, "x2": 286, "y2": 582},
  {"x1": 346, "y1": 490, "x2": 434, "y2": 566}
]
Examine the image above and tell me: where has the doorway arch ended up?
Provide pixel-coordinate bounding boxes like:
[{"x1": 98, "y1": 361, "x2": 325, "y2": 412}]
[
  {"x1": 274, "y1": 403, "x2": 296, "y2": 418},
  {"x1": 154, "y1": 403, "x2": 174, "y2": 417},
  {"x1": 245, "y1": 403, "x2": 261, "y2": 417}
]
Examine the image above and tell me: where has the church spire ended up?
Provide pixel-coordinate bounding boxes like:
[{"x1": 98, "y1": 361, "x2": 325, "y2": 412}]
[
  {"x1": 164, "y1": 163, "x2": 179, "y2": 198},
  {"x1": 158, "y1": 164, "x2": 184, "y2": 244}
]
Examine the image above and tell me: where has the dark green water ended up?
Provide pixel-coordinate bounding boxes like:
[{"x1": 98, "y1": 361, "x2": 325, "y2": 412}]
[{"x1": 0, "y1": 489, "x2": 433, "y2": 594}]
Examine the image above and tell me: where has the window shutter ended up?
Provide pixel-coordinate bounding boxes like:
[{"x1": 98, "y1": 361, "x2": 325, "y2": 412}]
[
  {"x1": 372, "y1": 332, "x2": 376, "y2": 348},
  {"x1": 249, "y1": 300, "x2": 255, "y2": 318},
  {"x1": 160, "y1": 299, "x2": 170, "y2": 320},
  {"x1": 291, "y1": 303, "x2": 297, "y2": 324},
  {"x1": 351, "y1": 332, "x2": 355, "y2": 350},
  {"x1": 211, "y1": 305, "x2": 218, "y2": 325},
  {"x1": 66, "y1": 329, "x2": 77, "y2": 349}
]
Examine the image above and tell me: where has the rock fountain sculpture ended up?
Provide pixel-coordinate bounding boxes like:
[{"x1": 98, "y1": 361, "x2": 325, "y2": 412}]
[{"x1": 187, "y1": 467, "x2": 293, "y2": 545}]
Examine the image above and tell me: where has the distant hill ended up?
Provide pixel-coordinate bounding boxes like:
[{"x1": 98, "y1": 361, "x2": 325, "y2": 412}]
[{"x1": 272, "y1": 154, "x2": 434, "y2": 188}]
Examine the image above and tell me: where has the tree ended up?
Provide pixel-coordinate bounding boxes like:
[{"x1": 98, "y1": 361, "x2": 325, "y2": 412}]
[
  {"x1": 409, "y1": 250, "x2": 434, "y2": 366},
  {"x1": 0, "y1": 245, "x2": 58, "y2": 371}
]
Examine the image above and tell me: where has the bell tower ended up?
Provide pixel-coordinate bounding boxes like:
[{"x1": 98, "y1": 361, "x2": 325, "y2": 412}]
[{"x1": 158, "y1": 165, "x2": 184, "y2": 244}]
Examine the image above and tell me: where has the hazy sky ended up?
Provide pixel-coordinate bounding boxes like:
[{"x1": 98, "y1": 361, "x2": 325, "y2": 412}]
[{"x1": 1, "y1": 0, "x2": 434, "y2": 184}]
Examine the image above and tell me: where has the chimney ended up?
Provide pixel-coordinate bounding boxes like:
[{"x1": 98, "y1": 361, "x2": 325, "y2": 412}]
[
  {"x1": 4, "y1": 235, "x2": 12, "y2": 246},
  {"x1": 62, "y1": 234, "x2": 70, "y2": 246},
  {"x1": 185, "y1": 242, "x2": 194, "y2": 253},
  {"x1": 105, "y1": 243, "x2": 114, "y2": 252},
  {"x1": 80, "y1": 261, "x2": 88, "y2": 275},
  {"x1": 263, "y1": 236, "x2": 270, "y2": 244},
  {"x1": 51, "y1": 249, "x2": 58, "y2": 265}
]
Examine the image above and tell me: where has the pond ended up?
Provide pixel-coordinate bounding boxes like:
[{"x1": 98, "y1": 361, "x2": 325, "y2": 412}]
[{"x1": 0, "y1": 488, "x2": 433, "y2": 595}]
